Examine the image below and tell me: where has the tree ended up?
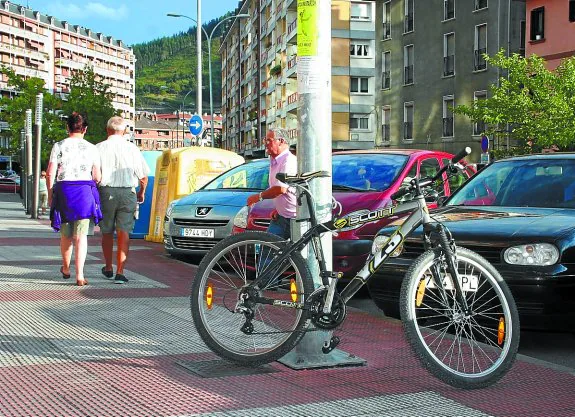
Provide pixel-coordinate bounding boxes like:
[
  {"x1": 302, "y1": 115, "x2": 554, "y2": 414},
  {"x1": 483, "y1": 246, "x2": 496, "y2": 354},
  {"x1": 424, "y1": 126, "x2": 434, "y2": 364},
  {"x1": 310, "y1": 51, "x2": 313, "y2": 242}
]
[
  {"x1": 0, "y1": 66, "x2": 66, "y2": 164},
  {"x1": 62, "y1": 65, "x2": 118, "y2": 144},
  {"x1": 453, "y1": 50, "x2": 575, "y2": 155}
]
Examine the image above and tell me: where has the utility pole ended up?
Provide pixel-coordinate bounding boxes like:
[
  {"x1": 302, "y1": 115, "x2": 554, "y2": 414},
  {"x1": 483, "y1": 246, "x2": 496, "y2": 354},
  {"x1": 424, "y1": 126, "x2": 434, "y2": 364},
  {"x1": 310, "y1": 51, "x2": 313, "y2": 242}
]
[
  {"x1": 31, "y1": 93, "x2": 43, "y2": 219},
  {"x1": 196, "y1": 0, "x2": 202, "y2": 118},
  {"x1": 279, "y1": 0, "x2": 364, "y2": 369},
  {"x1": 25, "y1": 109, "x2": 32, "y2": 214}
]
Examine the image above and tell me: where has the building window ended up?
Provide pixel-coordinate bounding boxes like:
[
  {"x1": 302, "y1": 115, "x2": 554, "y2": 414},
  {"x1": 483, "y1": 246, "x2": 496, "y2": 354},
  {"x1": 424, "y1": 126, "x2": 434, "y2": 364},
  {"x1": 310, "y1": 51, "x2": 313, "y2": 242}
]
[
  {"x1": 442, "y1": 96, "x2": 454, "y2": 138},
  {"x1": 350, "y1": 41, "x2": 370, "y2": 57},
  {"x1": 444, "y1": 0, "x2": 455, "y2": 20},
  {"x1": 404, "y1": 102, "x2": 413, "y2": 140},
  {"x1": 519, "y1": 20, "x2": 526, "y2": 56},
  {"x1": 404, "y1": 45, "x2": 414, "y2": 85},
  {"x1": 383, "y1": 1, "x2": 391, "y2": 40},
  {"x1": 382, "y1": 106, "x2": 391, "y2": 142},
  {"x1": 443, "y1": 33, "x2": 455, "y2": 76},
  {"x1": 382, "y1": 51, "x2": 390, "y2": 89},
  {"x1": 530, "y1": 7, "x2": 545, "y2": 40},
  {"x1": 473, "y1": 91, "x2": 487, "y2": 135},
  {"x1": 350, "y1": 113, "x2": 370, "y2": 130},
  {"x1": 474, "y1": 24, "x2": 487, "y2": 71},
  {"x1": 351, "y1": 76, "x2": 369, "y2": 93},
  {"x1": 351, "y1": 2, "x2": 371, "y2": 21},
  {"x1": 404, "y1": 0, "x2": 414, "y2": 33},
  {"x1": 475, "y1": 0, "x2": 487, "y2": 10},
  {"x1": 570, "y1": 0, "x2": 575, "y2": 22}
]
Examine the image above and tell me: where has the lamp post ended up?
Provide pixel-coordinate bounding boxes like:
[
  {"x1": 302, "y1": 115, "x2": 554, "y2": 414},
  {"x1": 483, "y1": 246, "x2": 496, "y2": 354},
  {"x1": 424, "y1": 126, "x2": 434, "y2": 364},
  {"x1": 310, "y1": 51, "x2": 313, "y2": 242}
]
[{"x1": 167, "y1": 13, "x2": 249, "y2": 147}]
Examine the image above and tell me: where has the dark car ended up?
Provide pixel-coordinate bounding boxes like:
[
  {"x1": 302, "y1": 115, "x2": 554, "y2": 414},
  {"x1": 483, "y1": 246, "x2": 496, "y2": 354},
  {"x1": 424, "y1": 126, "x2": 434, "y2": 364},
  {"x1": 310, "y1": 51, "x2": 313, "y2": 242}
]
[
  {"x1": 367, "y1": 153, "x2": 575, "y2": 331},
  {"x1": 234, "y1": 149, "x2": 474, "y2": 280}
]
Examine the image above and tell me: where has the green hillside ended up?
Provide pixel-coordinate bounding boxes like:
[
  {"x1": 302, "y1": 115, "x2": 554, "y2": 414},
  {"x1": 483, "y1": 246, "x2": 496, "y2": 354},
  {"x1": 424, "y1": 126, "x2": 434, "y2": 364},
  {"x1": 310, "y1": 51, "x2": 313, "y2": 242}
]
[{"x1": 133, "y1": 16, "x2": 226, "y2": 113}]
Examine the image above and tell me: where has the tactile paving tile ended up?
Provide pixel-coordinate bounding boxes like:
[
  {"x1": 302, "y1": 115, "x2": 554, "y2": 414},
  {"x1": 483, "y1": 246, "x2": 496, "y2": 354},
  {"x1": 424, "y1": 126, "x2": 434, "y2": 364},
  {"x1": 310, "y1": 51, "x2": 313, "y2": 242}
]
[
  {"x1": 173, "y1": 392, "x2": 490, "y2": 417},
  {"x1": 0, "y1": 296, "x2": 207, "y2": 367},
  {"x1": 0, "y1": 245, "x2": 152, "y2": 261},
  {"x1": 0, "y1": 263, "x2": 168, "y2": 291},
  {"x1": 176, "y1": 359, "x2": 278, "y2": 378}
]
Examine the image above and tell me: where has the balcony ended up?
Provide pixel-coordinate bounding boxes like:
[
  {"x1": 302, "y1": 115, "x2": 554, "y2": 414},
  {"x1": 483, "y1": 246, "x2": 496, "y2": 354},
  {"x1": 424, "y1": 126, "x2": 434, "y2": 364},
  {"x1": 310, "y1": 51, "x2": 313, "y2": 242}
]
[
  {"x1": 287, "y1": 92, "x2": 298, "y2": 105},
  {"x1": 443, "y1": 55, "x2": 454, "y2": 76},
  {"x1": 288, "y1": 56, "x2": 297, "y2": 70},
  {"x1": 287, "y1": 20, "x2": 297, "y2": 38},
  {"x1": 403, "y1": 122, "x2": 413, "y2": 140},
  {"x1": 403, "y1": 65, "x2": 414, "y2": 85},
  {"x1": 474, "y1": 48, "x2": 486, "y2": 71},
  {"x1": 442, "y1": 117, "x2": 454, "y2": 137},
  {"x1": 382, "y1": 71, "x2": 390, "y2": 89}
]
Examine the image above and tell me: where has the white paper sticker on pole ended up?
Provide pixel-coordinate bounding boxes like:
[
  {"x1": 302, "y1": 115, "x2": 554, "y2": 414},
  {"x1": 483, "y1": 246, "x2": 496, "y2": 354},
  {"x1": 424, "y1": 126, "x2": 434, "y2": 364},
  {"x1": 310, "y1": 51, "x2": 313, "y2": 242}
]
[{"x1": 297, "y1": 56, "x2": 322, "y2": 94}]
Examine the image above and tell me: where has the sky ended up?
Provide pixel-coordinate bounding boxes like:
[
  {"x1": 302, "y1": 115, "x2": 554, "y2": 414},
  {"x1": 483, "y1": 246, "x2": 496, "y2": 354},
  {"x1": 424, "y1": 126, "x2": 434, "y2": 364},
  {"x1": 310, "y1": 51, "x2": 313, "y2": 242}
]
[{"x1": 26, "y1": 0, "x2": 241, "y2": 46}]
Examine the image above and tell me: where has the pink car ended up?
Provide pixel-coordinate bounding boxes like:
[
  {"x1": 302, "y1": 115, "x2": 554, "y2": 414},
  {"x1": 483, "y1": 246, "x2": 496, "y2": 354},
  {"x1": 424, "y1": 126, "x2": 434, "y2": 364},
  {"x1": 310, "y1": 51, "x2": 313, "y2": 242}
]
[{"x1": 233, "y1": 149, "x2": 475, "y2": 281}]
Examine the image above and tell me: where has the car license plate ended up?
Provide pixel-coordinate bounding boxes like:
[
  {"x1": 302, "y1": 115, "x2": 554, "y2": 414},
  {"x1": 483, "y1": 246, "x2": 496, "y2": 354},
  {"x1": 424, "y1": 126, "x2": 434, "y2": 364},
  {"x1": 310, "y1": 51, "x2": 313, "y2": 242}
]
[
  {"x1": 181, "y1": 228, "x2": 215, "y2": 238},
  {"x1": 426, "y1": 274, "x2": 478, "y2": 292}
]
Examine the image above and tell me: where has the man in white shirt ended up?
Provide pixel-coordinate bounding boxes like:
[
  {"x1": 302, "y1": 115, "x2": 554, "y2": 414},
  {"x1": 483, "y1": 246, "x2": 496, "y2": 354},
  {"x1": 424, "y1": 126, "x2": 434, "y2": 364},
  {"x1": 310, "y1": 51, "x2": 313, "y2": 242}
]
[{"x1": 97, "y1": 116, "x2": 149, "y2": 284}]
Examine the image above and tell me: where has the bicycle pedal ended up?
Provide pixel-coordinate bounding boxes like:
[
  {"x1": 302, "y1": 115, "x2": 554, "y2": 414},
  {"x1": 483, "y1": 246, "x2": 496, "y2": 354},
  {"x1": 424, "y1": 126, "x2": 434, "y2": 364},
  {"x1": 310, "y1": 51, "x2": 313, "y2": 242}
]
[{"x1": 322, "y1": 336, "x2": 341, "y2": 354}]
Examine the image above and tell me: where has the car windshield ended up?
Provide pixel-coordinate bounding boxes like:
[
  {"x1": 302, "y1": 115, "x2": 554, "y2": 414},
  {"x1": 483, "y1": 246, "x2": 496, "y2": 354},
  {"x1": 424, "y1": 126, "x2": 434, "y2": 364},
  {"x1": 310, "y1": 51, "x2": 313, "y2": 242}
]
[
  {"x1": 332, "y1": 153, "x2": 408, "y2": 191},
  {"x1": 203, "y1": 160, "x2": 269, "y2": 191},
  {"x1": 448, "y1": 158, "x2": 575, "y2": 208}
]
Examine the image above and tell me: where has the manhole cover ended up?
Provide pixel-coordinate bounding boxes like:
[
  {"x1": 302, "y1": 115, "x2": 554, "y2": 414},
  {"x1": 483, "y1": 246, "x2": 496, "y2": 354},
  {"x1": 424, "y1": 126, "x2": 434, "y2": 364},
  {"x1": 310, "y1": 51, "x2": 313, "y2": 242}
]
[{"x1": 176, "y1": 359, "x2": 279, "y2": 378}]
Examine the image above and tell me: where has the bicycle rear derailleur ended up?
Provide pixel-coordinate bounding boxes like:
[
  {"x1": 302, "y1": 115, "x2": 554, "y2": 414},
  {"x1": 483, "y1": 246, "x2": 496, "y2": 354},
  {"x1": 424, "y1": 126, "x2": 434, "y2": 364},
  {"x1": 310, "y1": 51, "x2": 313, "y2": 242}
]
[{"x1": 308, "y1": 288, "x2": 346, "y2": 330}]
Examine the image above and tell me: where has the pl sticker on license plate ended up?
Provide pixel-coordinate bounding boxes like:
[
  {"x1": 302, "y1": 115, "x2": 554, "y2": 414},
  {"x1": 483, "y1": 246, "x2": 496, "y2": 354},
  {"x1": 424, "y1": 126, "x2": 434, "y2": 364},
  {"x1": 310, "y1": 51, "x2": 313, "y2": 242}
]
[
  {"x1": 181, "y1": 228, "x2": 215, "y2": 238},
  {"x1": 425, "y1": 273, "x2": 478, "y2": 292}
]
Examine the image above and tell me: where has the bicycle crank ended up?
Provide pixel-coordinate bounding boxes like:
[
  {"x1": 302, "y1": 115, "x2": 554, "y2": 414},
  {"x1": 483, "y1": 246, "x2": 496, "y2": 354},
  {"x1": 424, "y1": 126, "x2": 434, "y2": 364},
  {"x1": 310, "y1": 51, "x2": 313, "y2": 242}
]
[{"x1": 309, "y1": 289, "x2": 347, "y2": 330}]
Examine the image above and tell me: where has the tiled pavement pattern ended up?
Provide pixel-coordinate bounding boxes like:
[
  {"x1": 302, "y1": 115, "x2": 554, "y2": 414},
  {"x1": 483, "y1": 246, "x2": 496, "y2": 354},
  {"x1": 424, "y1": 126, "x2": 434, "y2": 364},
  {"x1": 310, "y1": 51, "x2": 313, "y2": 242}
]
[{"x1": 1, "y1": 193, "x2": 575, "y2": 417}]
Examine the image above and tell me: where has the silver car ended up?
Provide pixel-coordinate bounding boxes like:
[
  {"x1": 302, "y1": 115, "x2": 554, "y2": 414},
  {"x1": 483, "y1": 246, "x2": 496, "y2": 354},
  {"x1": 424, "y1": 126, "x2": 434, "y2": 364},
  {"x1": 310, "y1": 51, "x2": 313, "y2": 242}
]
[{"x1": 163, "y1": 159, "x2": 269, "y2": 256}]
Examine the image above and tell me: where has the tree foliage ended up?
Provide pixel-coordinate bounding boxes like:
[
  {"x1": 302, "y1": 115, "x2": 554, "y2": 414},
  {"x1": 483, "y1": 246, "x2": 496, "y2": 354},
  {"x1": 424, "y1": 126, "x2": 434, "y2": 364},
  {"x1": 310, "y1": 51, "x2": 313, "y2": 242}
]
[
  {"x1": 0, "y1": 66, "x2": 65, "y2": 163},
  {"x1": 453, "y1": 50, "x2": 575, "y2": 154},
  {"x1": 62, "y1": 65, "x2": 117, "y2": 144}
]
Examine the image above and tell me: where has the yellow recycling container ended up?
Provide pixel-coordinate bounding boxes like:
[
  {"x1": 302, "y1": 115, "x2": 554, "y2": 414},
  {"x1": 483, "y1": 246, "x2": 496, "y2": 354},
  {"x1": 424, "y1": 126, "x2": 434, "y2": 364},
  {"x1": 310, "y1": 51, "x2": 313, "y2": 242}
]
[{"x1": 145, "y1": 147, "x2": 244, "y2": 242}]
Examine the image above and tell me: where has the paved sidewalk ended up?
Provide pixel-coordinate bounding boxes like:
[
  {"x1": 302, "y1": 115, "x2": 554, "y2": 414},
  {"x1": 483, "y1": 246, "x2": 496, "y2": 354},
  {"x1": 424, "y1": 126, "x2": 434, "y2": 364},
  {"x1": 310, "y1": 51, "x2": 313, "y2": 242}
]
[{"x1": 0, "y1": 193, "x2": 574, "y2": 417}]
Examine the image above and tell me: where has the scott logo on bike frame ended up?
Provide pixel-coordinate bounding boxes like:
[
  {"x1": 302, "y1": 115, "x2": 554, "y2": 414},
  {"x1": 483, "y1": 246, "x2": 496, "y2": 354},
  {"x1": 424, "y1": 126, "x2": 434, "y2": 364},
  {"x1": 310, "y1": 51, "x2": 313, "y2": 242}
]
[{"x1": 334, "y1": 207, "x2": 395, "y2": 230}]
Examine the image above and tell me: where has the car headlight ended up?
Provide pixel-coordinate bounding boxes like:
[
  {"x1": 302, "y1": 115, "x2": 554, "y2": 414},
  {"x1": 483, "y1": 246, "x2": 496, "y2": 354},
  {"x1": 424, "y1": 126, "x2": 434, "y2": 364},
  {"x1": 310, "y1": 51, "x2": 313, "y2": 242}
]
[
  {"x1": 371, "y1": 235, "x2": 403, "y2": 257},
  {"x1": 233, "y1": 205, "x2": 249, "y2": 229},
  {"x1": 503, "y1": 243, "x2": 559, "y2": 266},
  {"x1": 165, "y1": 200, "x2": 179, "y2": 222}
]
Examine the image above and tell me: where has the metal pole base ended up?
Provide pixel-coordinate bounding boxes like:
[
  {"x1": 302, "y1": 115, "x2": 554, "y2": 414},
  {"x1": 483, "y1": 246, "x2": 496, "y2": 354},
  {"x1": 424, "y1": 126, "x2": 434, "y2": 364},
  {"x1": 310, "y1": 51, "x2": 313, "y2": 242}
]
[{"x1": 278, "y1": 348, "x2": 366, "y2": 370}]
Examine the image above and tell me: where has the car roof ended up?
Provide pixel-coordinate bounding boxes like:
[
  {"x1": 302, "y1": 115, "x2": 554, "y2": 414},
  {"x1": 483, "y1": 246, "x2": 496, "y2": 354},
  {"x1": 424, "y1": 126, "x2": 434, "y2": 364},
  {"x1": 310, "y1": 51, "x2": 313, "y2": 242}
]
[
  {"x1": 497, "y1": 152, "x2": 575, "y2": 162},
  {"x1": 333, "y1": 149, "x2": 454, "y2": 157}
]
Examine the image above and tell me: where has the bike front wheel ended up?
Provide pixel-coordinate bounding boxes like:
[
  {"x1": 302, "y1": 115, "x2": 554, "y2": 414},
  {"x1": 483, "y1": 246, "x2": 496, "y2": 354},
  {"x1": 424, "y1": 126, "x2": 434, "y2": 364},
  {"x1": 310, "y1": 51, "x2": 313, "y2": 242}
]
[
  {"x1": 191, "y1": 231, "x2": 314, "y2": 365},
  {"x1": 400, "y1": 247, "x2": 520, "y2": 389}
]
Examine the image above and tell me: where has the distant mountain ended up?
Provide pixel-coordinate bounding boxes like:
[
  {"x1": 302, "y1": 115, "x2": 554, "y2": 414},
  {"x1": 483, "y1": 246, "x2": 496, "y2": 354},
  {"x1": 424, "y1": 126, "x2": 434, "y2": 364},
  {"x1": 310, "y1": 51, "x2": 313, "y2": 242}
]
[{"x1": 133, "y1": 16, "x2": 227, "y2": 113}]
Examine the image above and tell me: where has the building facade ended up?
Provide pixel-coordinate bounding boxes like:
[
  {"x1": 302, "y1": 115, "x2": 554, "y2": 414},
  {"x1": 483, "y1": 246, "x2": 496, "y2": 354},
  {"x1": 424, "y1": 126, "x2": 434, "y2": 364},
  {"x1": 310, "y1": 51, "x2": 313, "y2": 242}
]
[
  {"x1": 0, "y1": 1, "x2": 135, "y2": 124},
  {"x1": 525, "y1": 0, "x2": 575, "y2": 70},
  {"x1": 376, "y1": 0, "x2": 526, "y2": 158},
  {"x1": 220, "y1": 0, "x2": 377, "y2": 156}
]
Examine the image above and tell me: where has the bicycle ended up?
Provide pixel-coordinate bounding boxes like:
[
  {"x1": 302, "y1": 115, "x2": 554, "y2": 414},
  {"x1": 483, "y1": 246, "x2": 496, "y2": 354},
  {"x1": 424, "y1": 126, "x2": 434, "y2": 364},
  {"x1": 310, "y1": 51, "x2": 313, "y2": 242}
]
[{"x1": 190, "y1": 148, "x2": 520, "y2": 389}]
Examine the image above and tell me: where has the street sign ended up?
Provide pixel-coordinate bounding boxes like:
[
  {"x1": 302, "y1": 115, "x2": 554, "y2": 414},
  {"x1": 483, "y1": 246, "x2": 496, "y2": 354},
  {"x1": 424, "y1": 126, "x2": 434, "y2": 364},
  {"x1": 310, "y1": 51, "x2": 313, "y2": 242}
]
[
  {"x1": 189, "y1": 114, "x2": 204, "y2": 136},
  {"x1": 481, "y1": 135, "x2": 489, "y2": 153},
  {"x1": 480, "y1": 152, "x2": 490, "y2": 164}
]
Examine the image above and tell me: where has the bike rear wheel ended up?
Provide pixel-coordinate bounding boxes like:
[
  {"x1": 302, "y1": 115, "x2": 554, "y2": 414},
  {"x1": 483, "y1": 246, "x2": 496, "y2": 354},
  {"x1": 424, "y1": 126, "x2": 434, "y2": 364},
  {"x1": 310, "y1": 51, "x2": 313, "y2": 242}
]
[
  {"x1": 400, "y1": 247, "x2": 519, "y2": 389},
  {"x1": 191, "y1": 231, "x2": 314, "y2": 365}
]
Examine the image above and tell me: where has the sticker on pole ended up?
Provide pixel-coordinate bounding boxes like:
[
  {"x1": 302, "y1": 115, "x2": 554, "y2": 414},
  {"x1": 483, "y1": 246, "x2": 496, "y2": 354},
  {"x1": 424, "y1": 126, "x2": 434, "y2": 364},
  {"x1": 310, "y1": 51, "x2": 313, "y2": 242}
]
[{"x1": 189, "y1": 114, "x2": 204, "y2": 136}]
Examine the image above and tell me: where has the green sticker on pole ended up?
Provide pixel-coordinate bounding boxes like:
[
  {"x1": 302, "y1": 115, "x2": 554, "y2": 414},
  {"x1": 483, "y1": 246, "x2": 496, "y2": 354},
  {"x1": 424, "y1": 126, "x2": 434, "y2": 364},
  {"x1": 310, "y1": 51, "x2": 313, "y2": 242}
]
[{"x1": 297, "y1": 0, "x2": 318, "y2": 56}]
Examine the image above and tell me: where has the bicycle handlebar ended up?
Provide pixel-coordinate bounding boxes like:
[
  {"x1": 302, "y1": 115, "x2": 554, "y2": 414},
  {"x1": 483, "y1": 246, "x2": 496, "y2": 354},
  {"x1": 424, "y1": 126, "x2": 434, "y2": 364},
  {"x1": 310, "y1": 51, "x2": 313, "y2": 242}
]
[{"x1": 390, "y1": 147, "x2": 471, "y2": 201}]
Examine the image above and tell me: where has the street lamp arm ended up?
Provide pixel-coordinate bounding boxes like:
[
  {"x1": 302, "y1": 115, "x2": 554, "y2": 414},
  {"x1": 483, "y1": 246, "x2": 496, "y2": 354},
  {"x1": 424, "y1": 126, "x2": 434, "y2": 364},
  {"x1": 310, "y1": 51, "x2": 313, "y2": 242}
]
[{"x1": 167, "y1": 13, "x2": 209, "y2": 41}]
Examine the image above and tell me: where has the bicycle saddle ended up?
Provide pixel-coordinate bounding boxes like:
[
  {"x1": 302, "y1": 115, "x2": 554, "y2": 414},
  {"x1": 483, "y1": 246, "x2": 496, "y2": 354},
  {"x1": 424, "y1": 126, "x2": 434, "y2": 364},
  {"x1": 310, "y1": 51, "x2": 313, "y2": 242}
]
[{"x1": 276, "y1": 171, "x2": 331, "y2": 184}]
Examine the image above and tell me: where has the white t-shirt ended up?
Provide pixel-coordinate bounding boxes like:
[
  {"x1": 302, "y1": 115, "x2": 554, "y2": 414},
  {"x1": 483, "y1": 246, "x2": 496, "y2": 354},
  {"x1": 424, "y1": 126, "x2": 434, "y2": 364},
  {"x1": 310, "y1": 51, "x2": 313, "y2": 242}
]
[
  {"x1": 49, "y1": 137, "x2": 100, "y2": 182},
  {"x1": 96, "y1": 135, "x2": 149, "y2": 188}
]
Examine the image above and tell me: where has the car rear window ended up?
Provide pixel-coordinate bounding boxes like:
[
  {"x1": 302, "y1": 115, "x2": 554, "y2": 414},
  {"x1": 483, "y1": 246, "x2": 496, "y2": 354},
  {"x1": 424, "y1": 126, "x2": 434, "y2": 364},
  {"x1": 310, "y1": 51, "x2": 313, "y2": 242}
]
[
  {"x1": 448, "y1": 158, "x2": 575, "y2": 208},
  {"x1": 332, "y1": 153, "x2": 408, "y2": 191},
  {"x1": 203, "y1": 160, "x2": 269, "y2": 191}
]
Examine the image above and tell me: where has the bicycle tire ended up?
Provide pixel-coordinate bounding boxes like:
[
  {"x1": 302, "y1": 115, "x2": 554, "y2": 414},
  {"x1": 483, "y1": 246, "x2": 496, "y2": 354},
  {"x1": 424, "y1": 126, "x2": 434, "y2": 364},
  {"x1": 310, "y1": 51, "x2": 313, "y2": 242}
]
[
  {"x1": 191, "y1": 231, "x2": 314, "y2": 365},
  {"x1": 400, "y1": 247, "x2": 520, "y2": 389}
]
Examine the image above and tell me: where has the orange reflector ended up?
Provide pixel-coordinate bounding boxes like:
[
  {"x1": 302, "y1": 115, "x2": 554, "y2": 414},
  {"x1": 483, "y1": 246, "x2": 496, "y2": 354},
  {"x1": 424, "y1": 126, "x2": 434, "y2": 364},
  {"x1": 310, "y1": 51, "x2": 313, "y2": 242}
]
[
  {"x1": 290, "y1": 279, "x2": 297, "y2": 302},
  {"x1": 206, "y1": 284, "x2": 213, "y2": 310},
  {"x1": 416, "y1": 279, "x2": 426, "y2": 307},
  {"x1": 497, "y1": 317, "x2": 505, "y2": 345}
]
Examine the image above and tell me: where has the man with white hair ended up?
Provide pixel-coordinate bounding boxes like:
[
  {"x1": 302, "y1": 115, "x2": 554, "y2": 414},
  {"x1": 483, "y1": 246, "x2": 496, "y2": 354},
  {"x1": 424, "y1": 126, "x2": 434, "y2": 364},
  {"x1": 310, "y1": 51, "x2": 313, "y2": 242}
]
[{"x1": 97, "y1": 116, "x2": 149, "y2": 284}]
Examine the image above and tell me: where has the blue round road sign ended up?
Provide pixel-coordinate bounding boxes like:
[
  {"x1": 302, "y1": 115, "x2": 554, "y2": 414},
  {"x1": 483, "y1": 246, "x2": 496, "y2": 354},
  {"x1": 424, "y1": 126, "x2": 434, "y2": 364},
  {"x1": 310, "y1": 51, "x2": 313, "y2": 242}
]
[
  {"x1": 481, "y1": 135, "x2": 489, "y2": 152},
  {"x1": 189, "y1": 114, "x2": 204, "y2": 136}
]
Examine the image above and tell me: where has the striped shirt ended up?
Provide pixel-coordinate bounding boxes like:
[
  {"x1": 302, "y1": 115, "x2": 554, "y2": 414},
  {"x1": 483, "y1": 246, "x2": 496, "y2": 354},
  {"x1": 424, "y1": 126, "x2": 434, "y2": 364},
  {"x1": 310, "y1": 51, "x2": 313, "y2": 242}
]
[{"x1": 96, "y1": 135, "x2": 149, "y2": 188}]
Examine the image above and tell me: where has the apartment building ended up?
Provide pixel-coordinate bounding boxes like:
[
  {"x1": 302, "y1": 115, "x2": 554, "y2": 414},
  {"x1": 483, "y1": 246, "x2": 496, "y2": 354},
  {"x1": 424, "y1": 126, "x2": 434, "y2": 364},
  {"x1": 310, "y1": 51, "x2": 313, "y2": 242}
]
[
  {"x1": 376, "y1": 0, "x2": 526, "y2": 158},
  {"x1": 0, "y1": 1, "x2": 135, "y2": 124},
  {"x1": 525, "y1": 0, "x2": 575, "y2": 70},
  {"x1": 220, "y1": 0, "x2": 377, "y2": 156}
]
